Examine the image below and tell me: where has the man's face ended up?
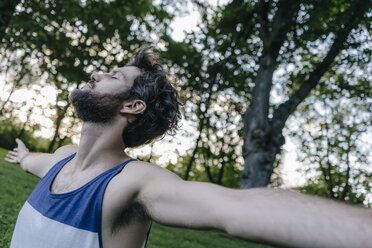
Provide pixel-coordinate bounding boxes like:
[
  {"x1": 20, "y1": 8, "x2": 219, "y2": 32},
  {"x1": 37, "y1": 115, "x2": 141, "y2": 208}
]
[
  {"x1": 82, "y1": 66, "x2": 141, "y2": 94},
  {"x1": 70, "y1": 66, "x2": 141, "y2": 123}
]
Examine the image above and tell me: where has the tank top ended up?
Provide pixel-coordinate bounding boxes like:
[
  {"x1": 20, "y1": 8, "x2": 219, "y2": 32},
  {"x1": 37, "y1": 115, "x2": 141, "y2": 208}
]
[{"x1": 10, "y1": 153, "x2": 151, "y2": 248}]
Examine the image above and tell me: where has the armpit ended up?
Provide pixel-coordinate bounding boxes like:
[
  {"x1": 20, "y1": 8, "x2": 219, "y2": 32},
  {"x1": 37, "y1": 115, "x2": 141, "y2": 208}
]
[{"x1": 111, "y1": 202, "x2": 150, "y2": 234}]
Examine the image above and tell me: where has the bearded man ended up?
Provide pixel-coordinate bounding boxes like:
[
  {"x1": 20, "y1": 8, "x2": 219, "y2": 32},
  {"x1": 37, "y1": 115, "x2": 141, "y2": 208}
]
[{"x1": 5, "y1": 46, "x2": 372, "y2": 248}]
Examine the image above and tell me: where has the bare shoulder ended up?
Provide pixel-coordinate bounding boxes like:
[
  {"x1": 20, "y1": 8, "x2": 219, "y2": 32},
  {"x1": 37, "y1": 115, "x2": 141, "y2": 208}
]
[
  {"x1": 102, "y1": 160, "x2": 176, "y2": 212},
  {"x1": 54, "y1": 145, "x2": 78, "y2": 155},
  {"x1": 50, "y1": 145, "x2": 78, "y2": 164},
  {"x1": 121, "y1": 160, "x2": 180, "y2": 183},
  {"x1": 109, "y1": 160, "x2": 181, "y2": 197}
]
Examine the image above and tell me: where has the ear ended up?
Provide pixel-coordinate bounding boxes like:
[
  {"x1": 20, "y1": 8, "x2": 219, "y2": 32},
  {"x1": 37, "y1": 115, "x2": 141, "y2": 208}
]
[{"x1": 119, "y1": 100, "x2": 146, "y2": 115}]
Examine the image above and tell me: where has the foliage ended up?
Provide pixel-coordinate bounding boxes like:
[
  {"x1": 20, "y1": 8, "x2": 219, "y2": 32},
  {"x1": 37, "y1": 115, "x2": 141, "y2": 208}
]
[
  {"x1": 2, "y1": 0, "x2": 172, "y2": 152},
  {"x1": 159, "y1": 1, "x2": 253, "y2": 185},
  {"x1": 289, "y1": 91, "x2": 371, "y2": 207},
  {"x1": 293, "y1": 181, "x2": 369, "y2": 208},
  {"x1": 0, "y1": 0, "x2": 20, "y2": 42},
  {"x1": 157, "y1": 0, "x2": 372, "y2": 188},
  {"x1": 164, "y1": 152, "x2": 241, "y2": 188},
  {"x1": 0, "y1": 119, "x2": 50, "y2": 152}
]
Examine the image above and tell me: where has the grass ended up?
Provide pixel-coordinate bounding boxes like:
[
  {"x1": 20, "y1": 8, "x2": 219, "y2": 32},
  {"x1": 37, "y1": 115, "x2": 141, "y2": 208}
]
[
  {"x1": 0, "y1": 148, "x2": 40, "y2": 246},
  {"x1": 0, "y1": 147, "x2": 272, "y2": 248}
]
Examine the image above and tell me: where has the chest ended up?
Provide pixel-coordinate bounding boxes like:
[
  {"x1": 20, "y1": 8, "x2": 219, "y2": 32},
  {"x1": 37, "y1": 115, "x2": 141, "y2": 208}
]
[
  {"x1": 48, "y1": 162, "x2": 150, "y2": 247},
  {"x1": 50, "y1": 164, "x2": 138, "y2": 224},
  {"x1": 50, "y1": 165, "x2": 102, "y2": 194}
]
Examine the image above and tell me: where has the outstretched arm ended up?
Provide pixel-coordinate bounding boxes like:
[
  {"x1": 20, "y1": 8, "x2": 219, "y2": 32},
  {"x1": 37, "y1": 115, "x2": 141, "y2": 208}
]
[
  {"x1": 134, "y1": 164, "x2": 372, "y2": 248},
  {"x1": 5, "y1": 138, "x2": 77, "y2": 178}
]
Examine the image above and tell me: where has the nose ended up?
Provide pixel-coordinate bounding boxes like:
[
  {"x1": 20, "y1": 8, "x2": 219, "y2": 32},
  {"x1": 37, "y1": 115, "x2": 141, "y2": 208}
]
[{"x1": 91, "y1": 73, "x2": 100, "y2": 82}]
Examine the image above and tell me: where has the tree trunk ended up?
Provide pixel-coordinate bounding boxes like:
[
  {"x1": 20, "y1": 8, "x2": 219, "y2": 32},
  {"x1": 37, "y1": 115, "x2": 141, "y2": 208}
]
[
  {"x1": 216, "y1": 158, "x2": 226, "y2": 185},
  {"x1": 48, "y1": 100, "x2": 70, "y2": 153},
  {"x1": 341, "y1": 137, "x2": 352, "y2": 201},
  {"x1": 204, "y1": 164, "x2": 216, "y2": 184},
  {"x1": 241, "y1": 51, "x2": 280, "y2": 188},
  {"x1": 324, "y1": 121, "x2": 336, "y2": 199},
  {"x1": 17, "y1": 107, "x2": 33, "y2": 138},
  {"x1": 48, "y1": 114, "x2": 63, "y2": 153},
  {"x1": 0, "y1": 68, "x2": 27, "y2": 116},
  {"x1": 240, "y1": 0, "x2": 367, "y2": 188},
  {"x1": 147, "y1": 143, "x2": 154, "y2": 163},
  {"x1": 184, "y1": 117, "x2": 204, "y2": 180},
  {"x1": 0, "y1": 82, "x2": 16, "y2": 116},
  {"x1": 203, "y1": 146, "x2": 215, "y2": 183},
  {"x1": 240, "y1": 0, "x2": 300, "y2": 188},
  {"x1": 184, "y1": 88, "x2": 213, "y2": 180}
]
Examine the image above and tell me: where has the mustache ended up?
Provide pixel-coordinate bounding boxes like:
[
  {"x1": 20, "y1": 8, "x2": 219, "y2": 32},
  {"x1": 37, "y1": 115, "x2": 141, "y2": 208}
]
[{"x1": 87, "y1": 80, "x2": 96, "y2": 89}]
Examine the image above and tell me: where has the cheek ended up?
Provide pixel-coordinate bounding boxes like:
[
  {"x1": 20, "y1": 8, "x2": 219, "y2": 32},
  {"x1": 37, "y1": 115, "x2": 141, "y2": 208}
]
[{"x1": 95, "y1": 85, "x2": 120, "y2": 94}]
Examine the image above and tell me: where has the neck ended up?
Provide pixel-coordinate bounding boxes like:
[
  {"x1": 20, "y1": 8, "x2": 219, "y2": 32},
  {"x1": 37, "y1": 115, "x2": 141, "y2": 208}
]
[{"x1": 75, "y1": 119, "x2": 130, "y2": 170}]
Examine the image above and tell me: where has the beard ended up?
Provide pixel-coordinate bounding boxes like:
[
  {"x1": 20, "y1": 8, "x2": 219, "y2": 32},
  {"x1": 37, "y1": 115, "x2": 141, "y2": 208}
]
[{"x1": 70, "y1": 88, "x2": 130, "y2": 123}]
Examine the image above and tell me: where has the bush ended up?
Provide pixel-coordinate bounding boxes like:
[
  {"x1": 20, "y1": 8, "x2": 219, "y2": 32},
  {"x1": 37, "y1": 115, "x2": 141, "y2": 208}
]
[{"x1": 0, "y1": 119, "x2": 49, "y2": 152}]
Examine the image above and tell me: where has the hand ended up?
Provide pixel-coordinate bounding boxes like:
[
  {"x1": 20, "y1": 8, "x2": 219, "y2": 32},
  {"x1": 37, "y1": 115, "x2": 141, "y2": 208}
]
[{"x1": 5, "y1": 138, "x2": 29, "y2": 164}]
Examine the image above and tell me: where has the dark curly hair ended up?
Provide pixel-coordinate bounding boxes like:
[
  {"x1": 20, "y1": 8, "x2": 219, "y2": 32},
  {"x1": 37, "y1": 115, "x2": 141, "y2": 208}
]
[{"x1": 122, "y1": 46, "x2": 182, "y2": 148}]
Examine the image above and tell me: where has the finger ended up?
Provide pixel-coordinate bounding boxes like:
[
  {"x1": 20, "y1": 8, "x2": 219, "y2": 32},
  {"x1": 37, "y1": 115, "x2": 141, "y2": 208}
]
[
  {"x1": 5, "y1": 154, "x2": 17, "y2": 160},
  {"x1": 8, "y1": 151, "x2": 18, "y2": 156},
  {"x1": 5, "y1": 153, "x2": 17, "y2": 159},
  {"x1": 16, "y1": 138, "x2": 24, "y2": 146},
  {"x1": 7, "y1": 154, "x2": 19, "y2": 162},
  {"x1": 16, "y1": 139, "x2": 23, "y2": 147},
  {"x1": 13, "y1": 148, "x2": 18, "y2": 151},
  {"x1": 4, "y1": 157, "x2": 18, "y2": 163},
  {"x1": 5, "y1": 152, "x2": 14, "y2": 157}
]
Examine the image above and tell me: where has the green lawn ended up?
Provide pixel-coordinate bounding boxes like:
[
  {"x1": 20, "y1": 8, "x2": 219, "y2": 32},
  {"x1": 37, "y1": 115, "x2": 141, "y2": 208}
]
[{"x1": 0, "y1": 147, "x2": 272, "y2": 248}]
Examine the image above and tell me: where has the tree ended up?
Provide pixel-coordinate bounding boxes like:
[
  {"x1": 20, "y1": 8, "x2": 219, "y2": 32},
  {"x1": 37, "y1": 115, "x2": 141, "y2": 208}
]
[
  {"x1": 0, "y1": 51, "x2": 31, "y2": 116},
  {"x1": 290, "y1": 88, "x2": 371, "y2": 206},
  {"x1": 208, "y1": 0, "x2": 372, "y2": 188},
  {"x1": 163, "y1": 0, "x2": 370, "y2": 188},
  {"x1": 160, "y1": 0, "x2": 255, "y2": 185},
  {"x1": 2, "y1": 0, "x2": 171, "y2": 151}
]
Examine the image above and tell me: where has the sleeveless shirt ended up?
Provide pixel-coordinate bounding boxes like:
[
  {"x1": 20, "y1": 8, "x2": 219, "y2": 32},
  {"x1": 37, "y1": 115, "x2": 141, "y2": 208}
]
[{"x1": 10, "y1": 153, "x2": 151, "y2": 248}]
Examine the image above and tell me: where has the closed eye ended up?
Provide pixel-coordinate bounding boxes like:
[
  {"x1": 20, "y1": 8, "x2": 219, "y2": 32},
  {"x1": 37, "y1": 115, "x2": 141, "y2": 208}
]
[
  {"x1": 110, "y1": 73, "x2": 118, "y2": 79},
  {"x1": 110, "y1": 70, "x2": 125, "y2": 80}
]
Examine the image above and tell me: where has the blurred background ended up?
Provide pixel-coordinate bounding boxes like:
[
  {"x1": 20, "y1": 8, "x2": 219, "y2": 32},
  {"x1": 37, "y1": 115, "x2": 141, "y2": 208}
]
[{"x1": 0, "y1": 0, "x2": 371, "y2": 209}]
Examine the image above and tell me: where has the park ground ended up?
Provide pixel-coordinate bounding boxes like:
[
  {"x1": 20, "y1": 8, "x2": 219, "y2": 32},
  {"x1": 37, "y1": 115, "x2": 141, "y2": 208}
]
[{"x1": 0, "y1": 147, "x2": 272, "y2": 248}]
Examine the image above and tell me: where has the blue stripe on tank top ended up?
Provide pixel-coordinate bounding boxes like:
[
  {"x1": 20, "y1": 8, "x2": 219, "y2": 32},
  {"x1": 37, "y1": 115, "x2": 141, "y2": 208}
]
[{"x1": 27, "y1": 153, "x2": 136, "y2": 232}]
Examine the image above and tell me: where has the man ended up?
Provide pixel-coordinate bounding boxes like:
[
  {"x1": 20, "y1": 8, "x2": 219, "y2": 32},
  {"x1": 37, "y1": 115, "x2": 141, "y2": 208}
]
[{"x1": 5, "y1": 46, "x2": 372, "y2": 248}]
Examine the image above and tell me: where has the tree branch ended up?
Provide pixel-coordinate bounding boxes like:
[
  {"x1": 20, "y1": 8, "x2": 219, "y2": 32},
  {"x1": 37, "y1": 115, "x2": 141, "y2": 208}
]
[
  {"x1": 204, "y1": 146, "x2": 216, "y2": 184},
  {"x1": 272, "y1": 0, "x2": 370, "y2": 129},
  {"x1": 324, "y1": 121, "x2": 335, "y2": 199},
  {"x1": 184, "y1": 84, "x2": 214, "y2": 180},
  {"x1": 341, "y1": 134, "x2": 352, "y2": 201},
  {"x1": 256, "y1": 0, "x2": 271, "y2": 44},
  {"x1": 248, "y1": 0, "x2": 300, "y2": 123}
]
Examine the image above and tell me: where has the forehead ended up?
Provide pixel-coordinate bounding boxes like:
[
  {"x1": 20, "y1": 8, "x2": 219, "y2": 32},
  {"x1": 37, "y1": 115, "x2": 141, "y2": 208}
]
[{"x1": 114, "y1": 66, "x2": 141, "y2": 82}]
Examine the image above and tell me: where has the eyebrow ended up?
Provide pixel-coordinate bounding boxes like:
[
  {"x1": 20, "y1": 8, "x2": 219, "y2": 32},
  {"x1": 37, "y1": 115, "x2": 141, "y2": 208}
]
[{"x1": 111, "y1": 69, "x2": 126, "y2": 79}]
